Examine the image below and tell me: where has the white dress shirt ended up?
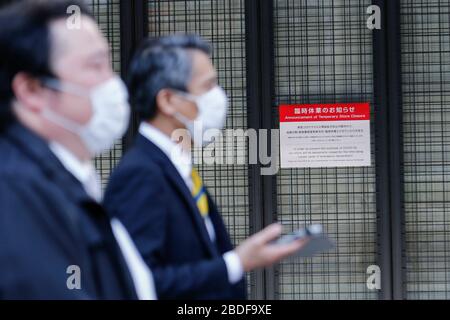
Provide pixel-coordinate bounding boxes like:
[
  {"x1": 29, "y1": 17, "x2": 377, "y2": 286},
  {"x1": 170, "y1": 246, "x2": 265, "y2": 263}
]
[
  {"x1": 139, "y1": 122, "x2": 244, "y2": 285},
  {"x1": 49, "y1": 142, "x2": 157, "y2": 300}
]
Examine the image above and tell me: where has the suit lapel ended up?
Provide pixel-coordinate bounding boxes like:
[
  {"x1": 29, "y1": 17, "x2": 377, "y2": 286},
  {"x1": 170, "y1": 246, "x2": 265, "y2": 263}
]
[
  {"x1": 5, "y1": 124, "x2": 85, "y2": 250},
  {"x1": 136, "y1": 134, "x2": 219, "y2": 257},
  {"x1": 205, "y1": 191, "x2": 234, "y2": 254}
]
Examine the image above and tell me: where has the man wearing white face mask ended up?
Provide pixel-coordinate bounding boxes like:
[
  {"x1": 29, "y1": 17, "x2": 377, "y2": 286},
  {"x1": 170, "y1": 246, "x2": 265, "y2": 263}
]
[
  {"x1": 171, "y1": 85, "x2": 229, "y2": 147},
  {"x1": 0, "y1": 0, "x2": 155, "y2": 300},
  {"x1": 104, "y1": 35, "x2": 307, "y2": 300}
]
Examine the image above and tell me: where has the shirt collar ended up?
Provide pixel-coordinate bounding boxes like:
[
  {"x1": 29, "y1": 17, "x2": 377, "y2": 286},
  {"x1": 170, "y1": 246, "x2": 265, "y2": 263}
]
[
  {"x1": 139, "y1": 122, "x2": 192, "y2": 189},
  {"x1": 49, "y1": 142, "x2": 102, "y2": 202}
]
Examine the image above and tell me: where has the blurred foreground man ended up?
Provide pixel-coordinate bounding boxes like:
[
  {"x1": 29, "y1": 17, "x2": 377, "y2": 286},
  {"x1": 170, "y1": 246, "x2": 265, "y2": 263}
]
[
  {"x1": 0, "y1": 0, "x2": 155, "y2": 299},
  {"x1": 104, "y1": 35, "x2": 307, "y2": 300}
]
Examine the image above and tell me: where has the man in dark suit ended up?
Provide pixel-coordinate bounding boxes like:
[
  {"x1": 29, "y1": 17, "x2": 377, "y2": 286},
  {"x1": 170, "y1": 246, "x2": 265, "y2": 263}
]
[
  {"x1": 0, "y1": 0, "x2": 155, "y2": 299},
  {"x1": 104, "y1": 35, "x2": 306, "y2": 300}
]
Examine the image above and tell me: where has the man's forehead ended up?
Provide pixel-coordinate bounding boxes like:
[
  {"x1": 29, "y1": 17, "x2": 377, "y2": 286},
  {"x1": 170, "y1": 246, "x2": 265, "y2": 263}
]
[{"x1": 50, "y1": 16, "x2": 108, "y2": 59}]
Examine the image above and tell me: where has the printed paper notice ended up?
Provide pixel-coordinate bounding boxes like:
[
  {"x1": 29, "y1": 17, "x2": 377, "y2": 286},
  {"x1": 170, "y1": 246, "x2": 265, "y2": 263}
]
[{"x1": 279, "y1": 103, "x2": 371, "y2": 168}]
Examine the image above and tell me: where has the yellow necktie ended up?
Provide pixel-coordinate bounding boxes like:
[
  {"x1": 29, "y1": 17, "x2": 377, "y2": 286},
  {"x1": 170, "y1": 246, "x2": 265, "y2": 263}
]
[{"x1": 191, "y1": 168, "x2": 209, "y2": 218}]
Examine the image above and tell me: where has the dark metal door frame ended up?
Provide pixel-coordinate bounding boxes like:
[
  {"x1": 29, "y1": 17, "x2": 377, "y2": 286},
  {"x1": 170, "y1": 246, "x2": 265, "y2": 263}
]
[
  {"x1": 120, "y1": 0, "x2": 148, "y2": 150},
  {"x1": 373, "y1": 0, "x2": 405, "y2": 300},
  {"x1": 245, "y1": 0, "x2": 278, "y2": 300}
]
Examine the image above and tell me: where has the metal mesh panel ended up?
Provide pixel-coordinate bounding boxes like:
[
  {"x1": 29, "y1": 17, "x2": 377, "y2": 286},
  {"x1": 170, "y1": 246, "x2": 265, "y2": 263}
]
[
  {"x1": 401, "y1": 0, "x2": 450, "y2": 299},
  {"x1": 148, "y1": 0, "x2": 252, "y2": 291},
  {"x1": 273, "y1": 0, "x2": 377, "y2": 299},
  {"x1": 87, "y1": 0, "x2": 123, "y2": 187}
]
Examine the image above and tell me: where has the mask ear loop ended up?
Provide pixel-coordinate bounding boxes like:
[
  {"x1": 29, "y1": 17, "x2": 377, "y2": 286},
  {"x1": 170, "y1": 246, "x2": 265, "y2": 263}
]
[
  {"x1": 166, "y1": 88, "x2": 200, "y2": 123},
  {"x1": 39, "y1": 77, "x2": 89, "y2": 134},
  {"x1": 40, "y1": 77, "x2": 90, "y2": 98},
  {"x1": 41, "y1": 106, "x2": 83, "y2": 134},
  {"x1": 169, "y1": 88, "x2": 199, "y2": 102}
]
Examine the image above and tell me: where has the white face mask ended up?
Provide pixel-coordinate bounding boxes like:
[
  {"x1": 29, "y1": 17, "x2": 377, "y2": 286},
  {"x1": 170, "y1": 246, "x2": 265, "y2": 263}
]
[
  {"x1": 174, "y1": 86, "x2": 228, "y2": 147},
  {"x1": 41, "y1": 76, "x2": 131, "y2": 156}
]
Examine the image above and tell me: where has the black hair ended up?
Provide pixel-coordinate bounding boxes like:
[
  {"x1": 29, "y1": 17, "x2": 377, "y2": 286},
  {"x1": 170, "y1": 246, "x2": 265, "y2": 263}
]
[
  {"x1": 0, "y1": 0, "x2": 92, "y2": 130},
  {"x1": 127, "y1": 34, "x2": 211, "y2": 121}
]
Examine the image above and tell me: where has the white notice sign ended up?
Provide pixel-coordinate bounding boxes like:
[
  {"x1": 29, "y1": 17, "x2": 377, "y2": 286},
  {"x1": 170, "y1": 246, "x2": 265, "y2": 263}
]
[{"x1": 279, "y1": 103, "x2": 371, "y2": 168}]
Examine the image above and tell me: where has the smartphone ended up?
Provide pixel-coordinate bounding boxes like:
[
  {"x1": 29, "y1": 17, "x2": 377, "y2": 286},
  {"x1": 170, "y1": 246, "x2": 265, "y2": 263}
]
[
  {"x1": 274, "y1": 224, "x2": 335, "y2": 258},
  {"x1": 275, "y1": 224, "x2": 324, "y2": 245}
]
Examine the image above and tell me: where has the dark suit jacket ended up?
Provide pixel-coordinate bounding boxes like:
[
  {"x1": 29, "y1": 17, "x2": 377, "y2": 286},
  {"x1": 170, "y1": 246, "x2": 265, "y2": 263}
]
[
  {"x1": 104, "y1": 133, "x2": 247, "y2": 300},
  {"x1": 0, "y1": 123, "x2": 137, "y2": 300}
]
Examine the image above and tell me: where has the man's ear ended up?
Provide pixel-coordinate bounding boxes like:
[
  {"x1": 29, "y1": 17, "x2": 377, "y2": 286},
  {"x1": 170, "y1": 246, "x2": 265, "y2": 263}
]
[
  {"x1": 155, "y1": 88, "x2": 179, "y2": 117},
  {"x1": 11, "y1": 72, "x2": 49, "y2": 113}
]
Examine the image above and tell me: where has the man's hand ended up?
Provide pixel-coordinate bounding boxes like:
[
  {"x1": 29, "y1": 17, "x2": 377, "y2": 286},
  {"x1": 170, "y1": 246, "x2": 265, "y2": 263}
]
[{"x1": 235, "y1": 223, "x2": 308, "y2": 272}]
